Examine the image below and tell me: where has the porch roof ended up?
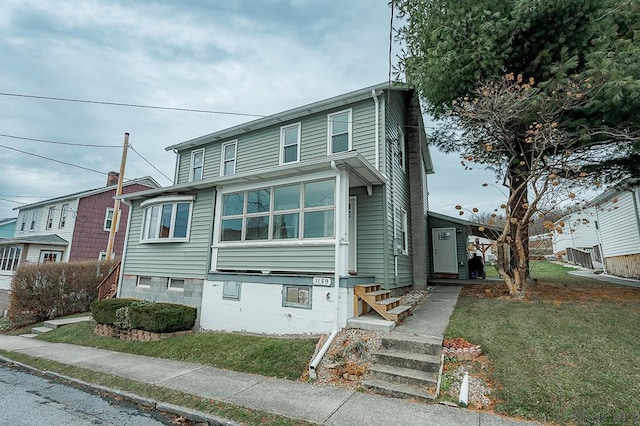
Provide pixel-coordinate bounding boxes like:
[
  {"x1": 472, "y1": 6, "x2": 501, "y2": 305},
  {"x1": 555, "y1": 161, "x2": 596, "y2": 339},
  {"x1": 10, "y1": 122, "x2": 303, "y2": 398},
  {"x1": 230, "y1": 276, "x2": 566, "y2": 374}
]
[
  {"x1": 0, "y1": 234, "x2": 69, "y2": 246},
  {"x1": 121, "y1": 151, "x2": 387, "y2": 201}
]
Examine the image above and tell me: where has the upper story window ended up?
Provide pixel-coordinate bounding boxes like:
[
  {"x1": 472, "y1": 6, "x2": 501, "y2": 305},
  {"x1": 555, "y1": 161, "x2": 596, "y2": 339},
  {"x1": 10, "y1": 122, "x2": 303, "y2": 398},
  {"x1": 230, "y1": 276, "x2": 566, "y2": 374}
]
[
  {"x1": 190, "y1": 149, "x2": 204, "y2": 182},
  {"x1": 280, "y1": 123, "x2": 301, "y2": 164},
  {"x1": 221, "y1": 141, "x2": 237, "y2": 176},
  {"x1": 220, "y1": 179, "x2": 335, "y2": 243},
  {"x1": 328, "y1": 109, "x2": 352, "y2": 154},
  {"x1": 46, "y1": 207, "x2": 55, "y2": 230},
  {"x1": 0, "y1": 245, "x2": 21, "y2": 271},
  {"x1": 398, "y1": 127, "x2": 407, "y2": 172},
  {"x1": 19, "y1": 214, "x2": 26, "y2": 232},
  {"x1": 29, "y1": 211, "x2": 37, "y2": 231},
  {"x1": 59, "y1": 204, "x2": 69, "y2": 228},
  {"x1": 140, "y1": 196, "x2": 194, "y2": 242},
  {"x1": 104, "y1": 208, "x2": 121, "y2": 232},
  {"x1": 400, "y1": 208, "x2": 409, "y2": 255}
]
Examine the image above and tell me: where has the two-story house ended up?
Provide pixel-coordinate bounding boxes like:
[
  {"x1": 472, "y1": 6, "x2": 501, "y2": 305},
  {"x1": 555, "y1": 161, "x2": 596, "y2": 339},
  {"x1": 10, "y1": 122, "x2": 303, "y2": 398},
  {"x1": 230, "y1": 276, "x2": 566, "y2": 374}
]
[
  {"x1": 118, "y1": 83, "x2": 434, "y2": 334},
  {"x1": 0, "y1": 174, "x2": 159, "y2": 294}
]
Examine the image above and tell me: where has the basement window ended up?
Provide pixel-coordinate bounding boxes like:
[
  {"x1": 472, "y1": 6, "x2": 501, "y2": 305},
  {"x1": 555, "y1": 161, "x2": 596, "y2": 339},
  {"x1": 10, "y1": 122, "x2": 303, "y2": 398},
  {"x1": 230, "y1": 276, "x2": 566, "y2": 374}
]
[{"x1": 283, "y1": 285, "x2": 311, "y2": 309}]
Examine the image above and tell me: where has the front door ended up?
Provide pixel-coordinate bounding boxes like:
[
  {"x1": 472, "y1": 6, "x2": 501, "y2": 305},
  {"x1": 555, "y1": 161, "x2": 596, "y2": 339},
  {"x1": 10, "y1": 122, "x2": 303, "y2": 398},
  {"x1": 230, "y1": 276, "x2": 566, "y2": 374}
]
[
  {"x1": 432, "y1": 228, "x2": 458, "y2": 274},
  {"x1": 348, "y1": 197, "x2": 357, "y2": 274}
]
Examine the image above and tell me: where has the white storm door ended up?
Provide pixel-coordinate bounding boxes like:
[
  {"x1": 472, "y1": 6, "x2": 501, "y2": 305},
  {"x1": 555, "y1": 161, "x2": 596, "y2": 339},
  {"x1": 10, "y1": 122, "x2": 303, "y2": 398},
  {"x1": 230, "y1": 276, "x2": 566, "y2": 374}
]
[
  {"x1": 432, "y1": 228, "x2": 458, "y2": 273},
  {"x1": 348, "y1": 197, "x2": 357, "y2": 274}
]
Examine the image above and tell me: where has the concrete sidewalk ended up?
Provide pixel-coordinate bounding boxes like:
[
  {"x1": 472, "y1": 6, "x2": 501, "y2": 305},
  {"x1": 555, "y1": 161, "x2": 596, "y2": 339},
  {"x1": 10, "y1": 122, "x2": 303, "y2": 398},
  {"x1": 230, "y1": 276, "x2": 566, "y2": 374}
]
[
  {"x1": 567, "y1": 268, "x2": 640, "y2": 288},
  {"x1": 0, "y1": 288, "x2": 539, "y2": 425}
]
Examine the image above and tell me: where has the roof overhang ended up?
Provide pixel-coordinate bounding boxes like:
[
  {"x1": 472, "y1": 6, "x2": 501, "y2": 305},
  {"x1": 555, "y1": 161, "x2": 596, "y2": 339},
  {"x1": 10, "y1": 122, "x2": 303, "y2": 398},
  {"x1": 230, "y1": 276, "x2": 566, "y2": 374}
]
[
  {"x1": 0, "y1": 234, "x2": 69, "y2": 246},
  {"x1": 121, "y1": 151, "x2": 387, "y2": 202}
]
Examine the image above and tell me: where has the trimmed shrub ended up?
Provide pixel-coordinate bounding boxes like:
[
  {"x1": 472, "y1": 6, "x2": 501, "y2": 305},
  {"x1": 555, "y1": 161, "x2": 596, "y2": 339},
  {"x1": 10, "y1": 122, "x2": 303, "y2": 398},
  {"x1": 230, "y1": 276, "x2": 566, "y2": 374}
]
[
  {"x1": 9, "y1": 261, "x2": 116, "y2": 325},
  {"x1": 91, "y1": 298, "x2": 139, "y2": 326},
  {"x1": 92, "y1": 299, "x2": 196, "y2": 333}
]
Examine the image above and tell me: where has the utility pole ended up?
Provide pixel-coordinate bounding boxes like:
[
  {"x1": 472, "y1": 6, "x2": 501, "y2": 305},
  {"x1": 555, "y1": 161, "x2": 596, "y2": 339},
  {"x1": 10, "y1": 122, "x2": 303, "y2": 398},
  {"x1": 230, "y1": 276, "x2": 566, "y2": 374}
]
[{"x1": 105, "y1": 133, "x2": 129, "y2": 261}]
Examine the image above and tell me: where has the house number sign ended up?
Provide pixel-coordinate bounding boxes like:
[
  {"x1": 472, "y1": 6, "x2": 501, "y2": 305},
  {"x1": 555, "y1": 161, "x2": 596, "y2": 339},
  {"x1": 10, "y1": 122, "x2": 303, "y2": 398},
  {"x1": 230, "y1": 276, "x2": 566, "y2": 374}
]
[{"x1": 312, "y1": 277, "x2": 332, "y2": 286}]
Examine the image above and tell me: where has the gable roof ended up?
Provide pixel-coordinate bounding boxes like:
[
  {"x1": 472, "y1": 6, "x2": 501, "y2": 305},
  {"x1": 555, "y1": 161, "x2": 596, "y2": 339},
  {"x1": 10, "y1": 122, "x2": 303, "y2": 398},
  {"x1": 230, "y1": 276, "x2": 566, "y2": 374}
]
[
  {"x1": 165, "y1": 82, "x2": 415, "y2": 152},
  {"x1": 13, "y1": 176, "x2": 161, "y2": 211}
]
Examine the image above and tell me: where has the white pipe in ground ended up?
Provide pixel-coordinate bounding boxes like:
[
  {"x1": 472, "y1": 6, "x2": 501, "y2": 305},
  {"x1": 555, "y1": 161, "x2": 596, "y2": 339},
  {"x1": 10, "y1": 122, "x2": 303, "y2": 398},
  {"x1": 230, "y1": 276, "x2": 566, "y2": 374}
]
[
  {"x1": 308, "y1": 330, "x2": 338, "y2": 380},
  {"x1": 459, "y1": 373, "x2": 469, "y2": 407}
]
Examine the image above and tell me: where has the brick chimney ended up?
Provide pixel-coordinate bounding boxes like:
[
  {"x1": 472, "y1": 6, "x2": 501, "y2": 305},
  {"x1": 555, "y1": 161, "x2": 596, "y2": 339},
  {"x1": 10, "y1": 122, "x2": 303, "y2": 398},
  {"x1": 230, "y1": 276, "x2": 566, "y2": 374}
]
[{"x1": 107, "y1": 171, "x2": 119, "y2": 186}]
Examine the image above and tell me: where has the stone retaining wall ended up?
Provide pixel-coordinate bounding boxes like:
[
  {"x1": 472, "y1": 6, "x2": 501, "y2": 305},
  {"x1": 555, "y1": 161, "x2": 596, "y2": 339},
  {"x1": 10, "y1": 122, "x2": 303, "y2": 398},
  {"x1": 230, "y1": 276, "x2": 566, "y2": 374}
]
[{"x1": 94, "y1": 323, "x2": 193, "y2": 342}]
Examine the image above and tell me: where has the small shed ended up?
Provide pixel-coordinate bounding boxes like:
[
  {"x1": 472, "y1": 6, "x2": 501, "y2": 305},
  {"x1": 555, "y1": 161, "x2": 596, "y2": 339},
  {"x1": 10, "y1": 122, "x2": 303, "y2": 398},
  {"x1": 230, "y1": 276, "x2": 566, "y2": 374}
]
[{"x1": 427, "y1": 211, "x2": 501, "y2": 279}]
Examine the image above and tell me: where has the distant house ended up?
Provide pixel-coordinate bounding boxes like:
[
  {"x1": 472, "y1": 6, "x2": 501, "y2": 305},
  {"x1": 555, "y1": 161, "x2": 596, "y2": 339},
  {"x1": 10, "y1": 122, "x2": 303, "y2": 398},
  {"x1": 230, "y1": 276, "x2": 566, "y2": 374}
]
[
  {"x1": 0, "y1": 174, "x2": 159, "y2": 294},
  {"x1": 552, "y1": 207, "x2": 602, "y2": 267},
  {"x1": 592, "y1": 184, "x2": 640, "y2": 279},
  {"x1": 117, "y1": 83, "x2": 436, "y2": 334},
  {"x1": 0, "y1": 218, "x2": 16, "y2": 239}
]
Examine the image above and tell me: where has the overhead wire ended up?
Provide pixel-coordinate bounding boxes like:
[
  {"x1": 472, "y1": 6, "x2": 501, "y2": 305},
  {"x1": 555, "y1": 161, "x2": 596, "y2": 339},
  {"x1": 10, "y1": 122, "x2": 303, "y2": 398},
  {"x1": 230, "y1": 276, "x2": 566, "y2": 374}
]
[
  {"x1": 128, "y1": 144, "x2": 173, "y2": 183},
  {"x1": 0, "y1": 143, "x2": 111, "y2": 176},
  {"x1": 0, "y1": 133, "x2": 121, "y2": 148}
]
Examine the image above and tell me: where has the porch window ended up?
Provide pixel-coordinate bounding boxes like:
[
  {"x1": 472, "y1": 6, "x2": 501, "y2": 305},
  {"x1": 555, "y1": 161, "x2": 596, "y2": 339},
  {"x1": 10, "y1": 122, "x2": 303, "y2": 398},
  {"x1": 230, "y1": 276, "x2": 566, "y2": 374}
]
[
  {"x1": 219, "y1": 179, "x2": 335, "y2": 243},
  {"x1": 221, "y1": 141, "x2": 237, "y2": 176},
  {"x1": 46, "y1": 207, "x2": 55, "y2": 230},
  {"x1": 190, "y1": 149, "x2": 204, "y2": 181},
  {"x1": 283, "y1": 285, "x2": 311, "y2": 309},
  {"x1": 0, "y1": 246, "x2": 21, "y2": 271},
  {"x1": 328, "y1": 110, "x2": 352, "y2": 154},
  {"x1": 140, "y1": 196, "x2": 193, "y2": 242},
  {"x1": 280, "y1": 123, "x2": 300, "y2": 164}
]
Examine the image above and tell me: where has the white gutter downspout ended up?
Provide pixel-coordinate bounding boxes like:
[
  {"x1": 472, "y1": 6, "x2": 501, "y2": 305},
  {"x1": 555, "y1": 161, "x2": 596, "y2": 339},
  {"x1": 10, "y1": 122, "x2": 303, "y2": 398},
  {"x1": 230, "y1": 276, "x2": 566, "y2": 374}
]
[
  {"x1": 115, "y1": 198, "x2": 133, "y2": 298},
  {"x1": 372, "y1": 89, "x2": 381, "y2": 170},
  {"x1": 309, "y1": 160, "x2": 342, "y2": 380}
]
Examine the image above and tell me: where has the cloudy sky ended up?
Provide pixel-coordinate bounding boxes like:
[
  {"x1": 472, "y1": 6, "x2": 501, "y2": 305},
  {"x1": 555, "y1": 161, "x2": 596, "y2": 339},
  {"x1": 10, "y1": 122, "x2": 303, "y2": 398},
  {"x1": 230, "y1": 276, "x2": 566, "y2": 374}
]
[{"x1": 0, "y1": 0, "x2": 500, "y2": 220}]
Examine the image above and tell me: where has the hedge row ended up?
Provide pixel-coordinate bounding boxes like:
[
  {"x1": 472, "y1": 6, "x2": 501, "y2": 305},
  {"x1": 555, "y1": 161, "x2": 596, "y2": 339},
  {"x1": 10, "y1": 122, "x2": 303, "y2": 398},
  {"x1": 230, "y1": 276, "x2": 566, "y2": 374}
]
[
  {"x1": 91, "y1": 298, "x2": 196, "y2": 333},
  {"x1": 9, "y1": 261, "x2": 116, "y2": 325}
]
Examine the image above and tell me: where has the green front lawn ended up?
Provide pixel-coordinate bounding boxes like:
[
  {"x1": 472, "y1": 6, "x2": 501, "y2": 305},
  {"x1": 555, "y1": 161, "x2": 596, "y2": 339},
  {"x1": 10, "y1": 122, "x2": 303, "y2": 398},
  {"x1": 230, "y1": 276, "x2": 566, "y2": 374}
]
[
  {"x1": 447, "y1": 262, "x2": 640, "y2": 424},
  {"x1": 37, "y1": 321, "x2": 317, "y2": 380}
]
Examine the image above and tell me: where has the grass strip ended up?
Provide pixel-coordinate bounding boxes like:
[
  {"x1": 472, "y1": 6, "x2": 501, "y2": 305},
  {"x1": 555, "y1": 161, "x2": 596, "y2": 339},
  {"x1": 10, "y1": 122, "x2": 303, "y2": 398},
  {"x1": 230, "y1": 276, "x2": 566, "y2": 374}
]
[
  {"x1": 0, "y1": 350, "x2": 316, "y2": 426},
  {"x1": 37, "y1": 321, "x2": 317, "y2": 380}
]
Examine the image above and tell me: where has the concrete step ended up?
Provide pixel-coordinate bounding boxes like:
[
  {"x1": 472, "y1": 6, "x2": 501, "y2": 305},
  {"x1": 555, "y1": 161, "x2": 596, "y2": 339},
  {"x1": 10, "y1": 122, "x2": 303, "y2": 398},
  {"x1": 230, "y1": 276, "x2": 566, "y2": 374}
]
[
  {"x1": 43, "y1": 315, "x2": 93, "y2": 329},
  {"x1": 362, "y1": 379, "x2": 436, "y2": 403},
  {"x1": 31, "y1": 326, "x2": 53, "y2": 335},
  {"x1": 369, "y1": 363, "x2": 438, "y2": 388},
  {"x1": 19, "y1": 334, "x2": 38, "y2": 338},
  {"x1": 382, "y1": 333, "x2": 443, "y2": 356},
  {"x1": 346, "y1": 317, "x2": 396, "y2": 332},
  {"x1": 375, "y1": 348, "x2": 441, "y2": 372}
]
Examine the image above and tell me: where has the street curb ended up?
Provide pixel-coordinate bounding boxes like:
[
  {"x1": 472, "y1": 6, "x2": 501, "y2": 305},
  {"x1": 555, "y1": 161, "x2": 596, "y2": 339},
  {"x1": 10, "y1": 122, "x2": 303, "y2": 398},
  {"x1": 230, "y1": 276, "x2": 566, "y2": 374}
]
[{"x1": 0, "y1": 355, "x2": 238, "y2": 426}]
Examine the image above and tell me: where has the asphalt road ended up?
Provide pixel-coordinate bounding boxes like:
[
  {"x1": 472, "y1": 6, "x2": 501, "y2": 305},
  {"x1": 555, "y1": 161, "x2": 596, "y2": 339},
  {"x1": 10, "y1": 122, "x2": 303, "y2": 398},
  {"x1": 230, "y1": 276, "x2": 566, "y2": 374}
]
[{"x1": 0, "y1": 362, "x2": 177, "y2": 425}]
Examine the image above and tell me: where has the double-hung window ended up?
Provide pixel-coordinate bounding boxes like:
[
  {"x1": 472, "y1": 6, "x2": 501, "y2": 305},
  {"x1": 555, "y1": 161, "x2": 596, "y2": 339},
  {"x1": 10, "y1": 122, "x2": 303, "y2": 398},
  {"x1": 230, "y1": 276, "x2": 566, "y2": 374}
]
[
  {"x1": 59, "y1": 204, "x2": 68, "y2": 228},
  {"x1": 46, "y1": 207, "x2": 55, "y2": 230},
  {"x1": 398, "y1": 126, "x2": 407, "y2": 172},
  {"x1": 140, "y1": 196, "x2": 193, "y2": 242},
  {"x1": 0, "y1": 246, "x2": 21, "y2": 271},
  {"x1": 328, "y1": 110, "x2": 352, "y2": 154},
  {"x1": 221, "y1": 141, "x2": 237, "y2": 176},
  {"x1": 19, "y1": 214, "x2": 26, "y2": 232},
  {"x1": 280, "y1": 123, "x2": 300, "y2": 164},
  {"x1": 400, "y1": 209, "x2": 409, "y2": 255},
  {"x1": 104, "y1": 208, "x2": 120, "y2": 231},
  {"x1": 29, "y1": 211, "x2": 37, "y2": 231},
  {"x1": 220, "y1": 179, "x2": 335, "y2": 242},
  {"x1": 190, "y1": 149, "x2": 204, "y2": 181}
]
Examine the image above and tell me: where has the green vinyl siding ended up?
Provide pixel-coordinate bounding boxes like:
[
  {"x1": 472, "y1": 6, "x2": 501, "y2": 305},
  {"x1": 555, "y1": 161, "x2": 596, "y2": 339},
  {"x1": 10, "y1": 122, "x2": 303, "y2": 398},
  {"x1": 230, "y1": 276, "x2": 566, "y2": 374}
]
[
  {"x1": 216, "y1": 245, "x2": 334, "y2": 273},
  {"x1": 351, "y1": 186, "x2": 387, "y2": 284},
  {"x1": 122, "y1": 188, "x2": 215, "y2": 278}
]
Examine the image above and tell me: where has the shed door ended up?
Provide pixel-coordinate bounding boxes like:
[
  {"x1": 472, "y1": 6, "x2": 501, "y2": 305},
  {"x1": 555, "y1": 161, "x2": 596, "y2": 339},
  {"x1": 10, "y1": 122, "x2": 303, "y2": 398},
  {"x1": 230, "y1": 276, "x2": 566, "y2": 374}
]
[{"x1": 432, "y1": 228, "x2": 458, "y2": 274}]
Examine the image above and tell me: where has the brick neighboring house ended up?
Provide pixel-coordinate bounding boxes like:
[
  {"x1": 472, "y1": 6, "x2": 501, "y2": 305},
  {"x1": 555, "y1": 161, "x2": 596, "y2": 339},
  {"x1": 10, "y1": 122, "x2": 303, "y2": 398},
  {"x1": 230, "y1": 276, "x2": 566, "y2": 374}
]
[{"x1": 0, "y1": 173, "x2": 160, "y2": 294}]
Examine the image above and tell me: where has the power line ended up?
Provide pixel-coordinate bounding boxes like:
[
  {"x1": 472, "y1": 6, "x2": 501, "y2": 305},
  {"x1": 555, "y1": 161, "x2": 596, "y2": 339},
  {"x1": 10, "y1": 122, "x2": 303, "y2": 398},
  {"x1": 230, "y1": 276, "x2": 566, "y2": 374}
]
[
  {"x1": 0, "y1": 197, "x2": 28, "y2": 205},
  {"x1": 0, "y1": 133, "x2": 121, "y2": 148},
  {"x1": 0, "y1": 92, "x2": 267, "y2": 118},
  {"x1": 128, "y1": 144, "x2": 173, "y2": 183},
  {"x1": 0, "y1": 143, "x2": 109, "y2": 176}
]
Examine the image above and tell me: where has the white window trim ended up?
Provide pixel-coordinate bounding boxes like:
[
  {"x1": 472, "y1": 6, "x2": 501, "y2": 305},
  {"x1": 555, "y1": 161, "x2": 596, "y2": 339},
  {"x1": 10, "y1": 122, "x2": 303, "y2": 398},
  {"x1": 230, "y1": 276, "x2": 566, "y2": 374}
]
[
  {"x1": 398, "y1": 126, "x2": 407, "y2": 173},
  {"x1": 220, "y1": 140, "x2": 237, "y2": 176},
  {"x1": 103, "y1": 208, "x2": 121, "y2": 232},
  {"x1": 139, "y1": 195, "x2": 195, "y2": 243},
  {"x1": 19, "y1": 214, "x2": 26, "y2": 232},
  {"x1": 39, "y1": 250, "x2": 62, "y2": 263},
  {"x1": 98, "y1": 251, "x2": 116, "y2": 261},
  {"x1": 190, "y1": 148, "x2": 205, "y2": 182},
  {"x1": 167, "y1": 278, "x2": 185, "y2": 292},
  {"x1": 279, "y1": 122, "x2": 301, "y2": 165},
  {"x1": 400, "y1": 208, "x2": 409, "y2": 255},
  {"x1": 327, "y1": 109, "x2": 353, "y2": 154},
  {"x1": 136, "y1": 276, "x2": 151, "y2": 289},
  {"x1": 59, "y1": 204, "x2": 69, "y2": 229},
  {"x1": 29, "y1": 211, "x2": 37, "y2": 232},
  {"x1": 46, "y1": 206, "x2": 55, "y2": 230}
]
